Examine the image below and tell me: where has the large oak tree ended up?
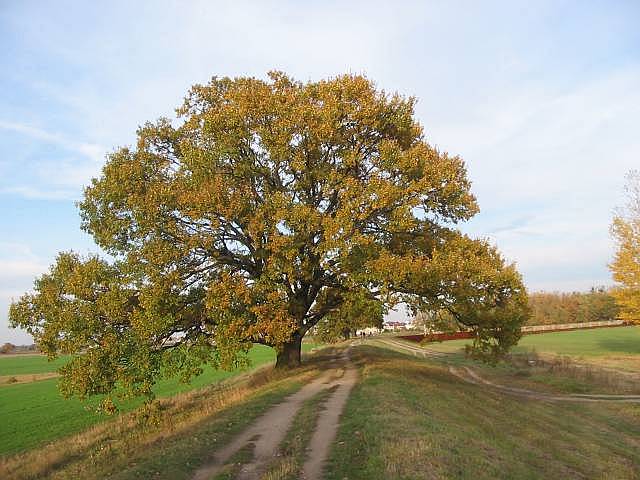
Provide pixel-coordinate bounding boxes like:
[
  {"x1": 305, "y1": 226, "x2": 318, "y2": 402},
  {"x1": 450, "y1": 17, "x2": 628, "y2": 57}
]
[{"x1": 10, "y1": 72, "x2": 529, "y2": 406}]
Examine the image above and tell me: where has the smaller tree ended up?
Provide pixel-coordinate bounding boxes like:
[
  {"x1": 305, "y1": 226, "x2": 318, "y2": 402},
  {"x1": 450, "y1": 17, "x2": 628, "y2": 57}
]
[
  {"x1": 0, "y1": 343, "x2": 16, "y2": 354},
  {"x1": 314, "y1": 289, "x2": 384, "y2": 341},
  {"x1": 411, "y1": 309, "x2": 456, "y2": 334},
  {"x1": 610, "y1": 171, "x2": 640, "y2": 323}
]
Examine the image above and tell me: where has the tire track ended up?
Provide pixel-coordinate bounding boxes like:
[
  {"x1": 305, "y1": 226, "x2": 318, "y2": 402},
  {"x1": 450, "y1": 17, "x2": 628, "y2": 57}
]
[
  {"x1": 378, "y1": 338, "x2": 640, "y2": 403},
  {"x1": 449, "y1": 365, "x2": 640, "y2": 403},
  {"x1": 192, "y1": 349, "x2": 357, "y2": 480},
  {"x1": 301, "y1": 352, "x2": 357, "y2": 479}
]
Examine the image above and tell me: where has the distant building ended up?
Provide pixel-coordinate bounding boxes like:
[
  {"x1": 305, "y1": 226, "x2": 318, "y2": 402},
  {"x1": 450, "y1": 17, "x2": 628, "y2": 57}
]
[
  {"x1": 355, "y1": 326, "x2": 381, "y2": 336},
  {"x1": 383, "y1": 321, "x2": 408, "y2": 331}
]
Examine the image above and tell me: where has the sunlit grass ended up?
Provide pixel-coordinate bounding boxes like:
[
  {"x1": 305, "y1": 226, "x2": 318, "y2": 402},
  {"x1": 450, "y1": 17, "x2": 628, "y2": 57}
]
[
  {"x1": 426, "y1": 326, "x2": 640, "y2": 360},
  {"x1": 0, "y1": 344, "x2": 284, "y2": 455},
  {"x1": 326, "y1": 345, "x2": 640, "y2": 480},
  {"x1": 0, "y1": 355, "x2": 70, "y2": 376}
]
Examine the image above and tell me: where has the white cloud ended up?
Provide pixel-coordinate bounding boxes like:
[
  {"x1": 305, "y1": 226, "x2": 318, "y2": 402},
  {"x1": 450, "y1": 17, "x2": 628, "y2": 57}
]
[
  {"x1": 0, "y1": 120, "x2": 105, "y2": 163},
  {"x1": 0, "y1": 259, "x2": 48, "y2": 280},
  {"x1": 0, "y1": 186, "x2": 77, "y2": 200},
  {"x1": 0, "y1": 120, "x2": 105, "y2": 199},
  {"x1": 430, "y1": 67, "x2": 640, "y2": 210},
  {"x1": 0, "y1": 242, "x2": 49, "y2": 285}
]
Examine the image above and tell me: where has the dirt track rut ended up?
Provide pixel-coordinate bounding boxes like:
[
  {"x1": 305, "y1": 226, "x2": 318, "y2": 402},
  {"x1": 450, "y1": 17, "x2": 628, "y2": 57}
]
[
  {"x1": 379, "y1": 338, "x2": 640, "y2": 403},
  {"x1": 192, "y1": 349, "x2": 357, "y2": 480}
]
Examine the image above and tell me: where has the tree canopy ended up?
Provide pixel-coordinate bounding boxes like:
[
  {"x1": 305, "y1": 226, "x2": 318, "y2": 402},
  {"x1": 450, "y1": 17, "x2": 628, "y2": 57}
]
[
  {"x1": 610, "y1": 170, "x2": 640, "y2": 323},
  {"x1": 10, "y1": 72, "x2": 529, "y2": 406}
]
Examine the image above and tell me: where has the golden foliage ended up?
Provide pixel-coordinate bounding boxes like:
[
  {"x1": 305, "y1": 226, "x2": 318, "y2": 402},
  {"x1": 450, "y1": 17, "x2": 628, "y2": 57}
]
[
  {"x1": 10, "y1": 72, "x2": 528, "y2": 401},
  {"x1": 610, "y1": 171, "x2": 640, "y2": 323}
]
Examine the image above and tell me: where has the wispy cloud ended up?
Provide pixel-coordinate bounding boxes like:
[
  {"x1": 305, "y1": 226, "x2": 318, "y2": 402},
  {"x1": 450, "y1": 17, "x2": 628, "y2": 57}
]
[
  {"x1": 0, "y1": 242, "x2": 49, "y2": 279},
  {"x1": 0, "y1": 120, "x2": 105, "y2": 163},
  {"x1": 0, "y1": 120, "x2": 105, "y2": 199},
  {"x1": 0, "y1": 259, "x2": 48, "y2": 282},
  {"x1": 487, "y1": 215, "x2": 537, "y2": 236},
  {"x1": 0, "y1": 186, "x2": 77, "y2": 200}
]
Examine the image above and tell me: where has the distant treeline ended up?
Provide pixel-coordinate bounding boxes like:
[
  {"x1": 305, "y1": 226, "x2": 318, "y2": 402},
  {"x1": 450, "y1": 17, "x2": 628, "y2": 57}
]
[
  {"x1": 527, "y1": 288, "x2": 619, "y2": 326},
  {"x1": 0, "y1": 343, "x2": 38, "y2": 354}
]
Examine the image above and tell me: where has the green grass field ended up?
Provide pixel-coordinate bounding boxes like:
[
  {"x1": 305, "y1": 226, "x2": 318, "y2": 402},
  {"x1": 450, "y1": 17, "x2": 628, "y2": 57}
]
[
  {"x1": 0, "y1": 364, "x2": 318, "y2": 480},
  {"x1": 426, "y1": 326, "x2": 640, "y2": 365},
  {"x1": 1, "y1": 330, "x2": 637, "y2": 476},
  {"x1": 0, "y1": 343, "x2": 316, "y2": 456},
  {"x1": 0, "y1": 355, "x2": 71, "y2": 376}
]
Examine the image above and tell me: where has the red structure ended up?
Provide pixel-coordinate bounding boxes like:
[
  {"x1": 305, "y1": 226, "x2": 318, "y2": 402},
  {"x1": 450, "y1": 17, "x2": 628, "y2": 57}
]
[
  {"x1": 398, "y1": 320, "x2": 631, "y2": 344},
  {"x1": 398, "y1": 331, "x2": 473, "y2": 343}
]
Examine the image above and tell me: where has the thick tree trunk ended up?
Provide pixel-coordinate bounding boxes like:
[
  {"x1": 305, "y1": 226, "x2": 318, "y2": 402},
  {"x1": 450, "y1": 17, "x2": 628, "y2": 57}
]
[
  {"x1": 341, "y1": 327, "x2": 351, "y2": 341},
  {"x1": 275, "y1": 333, "x2": 302, "y2": 369}
]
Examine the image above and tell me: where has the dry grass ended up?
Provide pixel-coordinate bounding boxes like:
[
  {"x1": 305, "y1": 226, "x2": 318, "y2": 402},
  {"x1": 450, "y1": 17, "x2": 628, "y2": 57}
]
[
  {"x1": 505, "y1": 350, "x2": 640, "y2": 394},
  {"x1": 327, "y1": 345, "x2": 640, "y2": 480},
  {"x1": 383, "y1": 438, "x2": 439, "y2": 480},
  {"x1": 0, "y1": 373, "x2": 59, "y2": 385},
  {"x1": 261, "y1": 458, "x2": 297, "y2": 480}
]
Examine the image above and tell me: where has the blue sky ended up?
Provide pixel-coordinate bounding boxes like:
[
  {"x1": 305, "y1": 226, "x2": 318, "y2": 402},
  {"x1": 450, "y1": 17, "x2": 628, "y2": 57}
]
[{"x1": 1, "y1": 1, "x2": 639, "y2": 343}]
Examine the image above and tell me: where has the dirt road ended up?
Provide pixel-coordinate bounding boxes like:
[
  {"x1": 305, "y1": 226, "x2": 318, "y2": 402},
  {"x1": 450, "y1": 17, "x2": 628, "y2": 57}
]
[{"x1": 192, "y1": 349, "x2": 357, "y2": 480}]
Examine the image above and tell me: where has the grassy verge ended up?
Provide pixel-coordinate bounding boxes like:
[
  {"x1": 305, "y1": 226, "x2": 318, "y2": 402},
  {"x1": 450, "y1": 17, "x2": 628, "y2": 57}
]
[
  {"x1": 0, "y1": 345, "x2": 275, "y2": 456},
  {"x1": 0, "y1": 343, "x2": 322, "y2": 456},
  {"x1": 474, "y1": 350, "x2": 640, "y2": 395},
  {"x1": 0, "y1": 372, "x2": 59, "y2": 385},
  {"x1": 327, "y1": 345, "x2": 640, "y2": 480},
  {"x1": 0, "y1": 362, "x2": 322, "y2": 480},
  {"x1": 211, "y1": 445, "x2": 255, "y2": 480},
  {"x1": 389, "y1": 327, "x2": 640, "y2": 395}
]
